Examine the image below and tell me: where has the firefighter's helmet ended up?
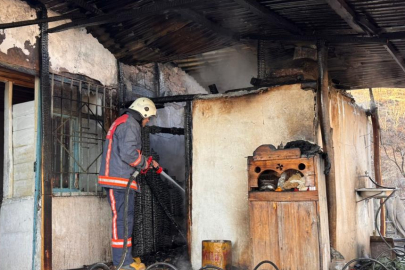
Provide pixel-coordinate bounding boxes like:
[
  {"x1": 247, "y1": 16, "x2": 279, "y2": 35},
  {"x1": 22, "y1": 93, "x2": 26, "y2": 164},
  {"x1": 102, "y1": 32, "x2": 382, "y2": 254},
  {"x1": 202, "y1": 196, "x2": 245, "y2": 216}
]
[{"x1": 129, "y1": 97, "x2": 157, "y2": 119}]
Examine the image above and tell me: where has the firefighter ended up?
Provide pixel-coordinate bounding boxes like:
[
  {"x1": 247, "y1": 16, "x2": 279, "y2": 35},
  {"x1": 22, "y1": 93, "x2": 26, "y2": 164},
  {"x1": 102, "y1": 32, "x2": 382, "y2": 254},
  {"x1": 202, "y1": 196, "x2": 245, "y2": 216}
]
[{"x1": 98, "y1": 97, "x2": 158, "y2": 270}]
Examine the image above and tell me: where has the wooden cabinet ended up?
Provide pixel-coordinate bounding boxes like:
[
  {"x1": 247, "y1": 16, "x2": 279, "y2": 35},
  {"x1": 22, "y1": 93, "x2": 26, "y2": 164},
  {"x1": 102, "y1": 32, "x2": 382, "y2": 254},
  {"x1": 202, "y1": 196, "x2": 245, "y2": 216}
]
[{"x1": 248, "y1": 145, "x2": 330, "y2": 270}]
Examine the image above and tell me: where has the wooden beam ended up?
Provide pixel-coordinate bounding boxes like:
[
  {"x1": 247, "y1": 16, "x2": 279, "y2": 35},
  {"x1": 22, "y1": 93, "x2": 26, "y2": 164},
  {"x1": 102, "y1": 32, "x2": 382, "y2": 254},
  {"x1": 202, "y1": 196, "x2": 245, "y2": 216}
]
[
  {"x1": 325, "y1": 0, "x2": 364, "y2": 33},
  {"x1": 244, "y1": 34, "x2": 388, "y2": 43},
  {"x1": 383, "y1": 43, "x2": 405, "y2": 73},
  {"x1": 48, "y1": 0, "x2": 204, "y2": 33},
  {"x1": 0, "y1": 67, "x2": 35, "y2": 88},
  {"x1": 0, "y1": 14, "x2": 84, "y2": 30},
  {"x1": 325, "y1": 0, "x2": 405, "y2": 75},
  {"x1": 67, "y1": 0, "x2": 104, "y2": 15},
  {"x1": 369, "y1": 88, "x2": 386, "y2": 236},
  {"x1": 173, "y1": 9, "x2": 240, "y2": 42},
  {"x1": 232, "y1": 0, "x2": 302, "y2": 34},
  {"x1": 3, "y1": 81, "x2": 13, "y2": 199},
  {"x1": 38, "y1": 6, "x2": 53, "y2": 270},
  {"x1": 317, "y1": 41, "x2": 337, "y2": 249}
]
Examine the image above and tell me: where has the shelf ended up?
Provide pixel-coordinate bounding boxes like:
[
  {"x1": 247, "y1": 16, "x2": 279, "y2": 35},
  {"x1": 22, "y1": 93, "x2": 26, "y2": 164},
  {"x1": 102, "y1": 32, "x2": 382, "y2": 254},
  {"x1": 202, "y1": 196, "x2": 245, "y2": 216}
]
[
  {"x1": 355, "y1": 188, "x2": 396, "y2": 199},
  {"x1": 248, "y1": 190, "x2": 319, "y2": 202}
]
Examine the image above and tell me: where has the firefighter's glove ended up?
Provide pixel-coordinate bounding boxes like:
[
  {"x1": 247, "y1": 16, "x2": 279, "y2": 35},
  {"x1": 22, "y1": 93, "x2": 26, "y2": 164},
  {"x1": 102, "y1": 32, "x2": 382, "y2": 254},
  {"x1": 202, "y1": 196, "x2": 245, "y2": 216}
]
[
  {"x1": 141, "y1": 156, "x2": 153, "y2": 174},
  {"x1": 151, "y1": 160, "x2": 160, "y2": 169}
]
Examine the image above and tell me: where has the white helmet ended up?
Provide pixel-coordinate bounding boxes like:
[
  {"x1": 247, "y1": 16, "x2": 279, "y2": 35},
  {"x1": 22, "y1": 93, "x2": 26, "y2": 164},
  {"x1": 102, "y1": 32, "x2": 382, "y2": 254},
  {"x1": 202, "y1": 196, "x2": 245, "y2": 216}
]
[{"x1": 129, "y1": 97, "x2": 157, "y2": 119}]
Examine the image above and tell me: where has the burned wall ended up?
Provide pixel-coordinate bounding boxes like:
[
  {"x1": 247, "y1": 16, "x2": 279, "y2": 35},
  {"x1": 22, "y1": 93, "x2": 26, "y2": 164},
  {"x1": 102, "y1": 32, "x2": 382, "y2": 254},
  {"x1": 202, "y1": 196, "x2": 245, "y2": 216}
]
[
  {"x1": 121, "y1": 62, "x2": 207, "y2": 100},
  {"x1": 0, "y1": 0, "x2": 40, "y2": 70},
  {"x1": 329, "y1": 89, "x2": 373, "y2": 260},
  {"x1": 48, "y1": 16, "x2": 117, "y2": 86},
  {"x1": 122, "y1": 62, "x2": 207, "y2": 182},
  {"x1": 0, "y1": 0, "x2": 117, "y2": 86},
  {"x1": 191, "y1": 85, "x2": 316, "y2": 269}
]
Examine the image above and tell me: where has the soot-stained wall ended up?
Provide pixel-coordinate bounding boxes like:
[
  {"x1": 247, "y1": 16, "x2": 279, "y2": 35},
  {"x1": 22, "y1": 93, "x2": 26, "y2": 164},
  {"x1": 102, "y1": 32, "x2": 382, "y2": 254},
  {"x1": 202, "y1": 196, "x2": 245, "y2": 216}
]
[
  {"x1": 122, "y1": 62, "x2": 207, "y2": 182},
  {"x1": 0, "y1": 0, "x2": 117, "y2": 86},
  {"x1": 191, "y1": 85, "x2": 317, "y2": 269},
  {"x1": 329, "y1": 90, "x2": 374, "y2": 260}
]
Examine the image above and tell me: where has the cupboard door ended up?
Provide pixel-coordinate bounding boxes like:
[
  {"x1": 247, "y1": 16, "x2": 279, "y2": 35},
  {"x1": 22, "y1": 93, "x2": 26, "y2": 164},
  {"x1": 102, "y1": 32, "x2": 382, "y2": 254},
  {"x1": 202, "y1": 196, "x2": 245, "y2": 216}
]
[
  {"x1": 250, "y1": 201, "x2": 320, "y2": 270},
  {"x1": 250, "y1": 201, "x2": 280, "y2": 268},
  {"x1": 277, "y1": 202, "x2": 320, "y2": 270}
]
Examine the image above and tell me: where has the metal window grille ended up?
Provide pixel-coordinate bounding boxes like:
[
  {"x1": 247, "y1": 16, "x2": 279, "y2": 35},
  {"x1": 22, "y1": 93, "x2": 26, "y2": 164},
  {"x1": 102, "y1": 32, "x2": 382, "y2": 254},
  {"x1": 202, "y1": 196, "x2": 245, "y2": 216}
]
[{"x1": 51, "y1": 73, "x2": 118, "y2": 196}]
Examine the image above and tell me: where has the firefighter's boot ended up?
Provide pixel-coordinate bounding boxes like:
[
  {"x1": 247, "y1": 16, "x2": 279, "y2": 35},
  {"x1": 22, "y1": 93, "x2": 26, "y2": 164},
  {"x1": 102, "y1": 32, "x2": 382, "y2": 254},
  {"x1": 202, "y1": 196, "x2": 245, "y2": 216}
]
[{"x1": 130, "y1": 257, "x2": 146, "y2": 270}]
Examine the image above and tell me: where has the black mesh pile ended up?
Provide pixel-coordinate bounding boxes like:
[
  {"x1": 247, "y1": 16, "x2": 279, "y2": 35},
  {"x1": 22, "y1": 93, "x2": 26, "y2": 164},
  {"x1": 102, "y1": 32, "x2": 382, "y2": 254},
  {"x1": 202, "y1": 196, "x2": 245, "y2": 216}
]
[
  {"x1": 140, "y1": 245, "x2": 191, "y2": 270},
  {"x1": 132, "y1": 129, "x2": 185, "y2": 258}
]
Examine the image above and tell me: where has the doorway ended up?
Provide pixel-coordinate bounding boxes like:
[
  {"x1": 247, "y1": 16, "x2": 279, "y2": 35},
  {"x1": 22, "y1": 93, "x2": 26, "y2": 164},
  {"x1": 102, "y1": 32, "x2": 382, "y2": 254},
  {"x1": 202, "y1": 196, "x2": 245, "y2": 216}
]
[
  {"x1": 0, "y1": 82, "x2": 4, "y2": 207},
  {"x1": 0, "y1": 67, "x2": 35, "y2": 206}
]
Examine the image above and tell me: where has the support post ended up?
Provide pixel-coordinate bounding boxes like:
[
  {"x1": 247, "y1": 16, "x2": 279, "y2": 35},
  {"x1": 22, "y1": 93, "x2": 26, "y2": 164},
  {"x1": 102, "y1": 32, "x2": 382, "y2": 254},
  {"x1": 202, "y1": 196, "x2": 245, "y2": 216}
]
[
  {"x1": 184, "y1": 101, "x2": 193, "y2": 257},
  {"x1": 317, "y1": 41, "x2": 337, "y2": 248},
  {"x1": 3, "y1": 81, "x2": 13, "y2": 199},
  {"x1": 369, "y1": 88, "x2": 386, "y2": 236},
  {"x1": 117, "y1": 61, "x2": 125, "y2": 109},
  {"x1": 39, "y1": 6, "x2": 52, "y2": 270}
]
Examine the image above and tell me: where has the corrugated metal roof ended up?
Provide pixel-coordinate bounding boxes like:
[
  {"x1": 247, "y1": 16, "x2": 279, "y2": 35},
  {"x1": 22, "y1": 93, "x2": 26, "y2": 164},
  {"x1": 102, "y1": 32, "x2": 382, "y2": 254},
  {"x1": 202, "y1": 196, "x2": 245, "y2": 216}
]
[{"x1": 27, "y1": 0, "x2": 405, "y2": 88}]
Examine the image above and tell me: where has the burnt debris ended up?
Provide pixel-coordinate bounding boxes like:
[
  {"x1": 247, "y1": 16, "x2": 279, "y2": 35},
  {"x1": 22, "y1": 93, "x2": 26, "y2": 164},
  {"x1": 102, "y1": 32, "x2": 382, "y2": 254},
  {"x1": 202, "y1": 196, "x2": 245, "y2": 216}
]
[{"x1": 284, "y1": 140, "x2": 331, "y2": 175}]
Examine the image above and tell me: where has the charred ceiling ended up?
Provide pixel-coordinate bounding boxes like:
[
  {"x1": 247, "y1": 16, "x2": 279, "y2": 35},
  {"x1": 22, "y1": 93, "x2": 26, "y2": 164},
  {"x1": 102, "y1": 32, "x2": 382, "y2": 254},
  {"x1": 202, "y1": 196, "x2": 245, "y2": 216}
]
[{"x1": 4, "y1": 0, "x2": 405, "y2": 88}]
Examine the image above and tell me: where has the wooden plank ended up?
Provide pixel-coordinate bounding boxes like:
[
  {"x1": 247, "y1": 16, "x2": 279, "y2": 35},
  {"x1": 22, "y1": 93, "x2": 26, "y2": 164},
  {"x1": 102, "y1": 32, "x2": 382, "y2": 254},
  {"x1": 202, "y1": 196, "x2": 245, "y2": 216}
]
[
  {"x1": 174, "y1": 9, "x2": 240, "y2": 42},
  {"x1": 369, "y1": 89, "x2": 386, "y2": 236},
  {"x1": 249, "y1": 191, "x2": 319, "y2": 202},
  {"x1": 278, "y1": 202, "x2": 320, "y2": 269},
  {"x1": 233, "y1": 0, "x2": 302, "y2": 34},
  {"x1": 3, "y1": 81, "x2": 13, "y2": 198},
  {"x1": 315, "y1": 156, "x2": 331, "y2": 270},
  {"x1": 252, "y1": 145, "x2": 301, "y2": 161},
  {"x1": 318, "y1": 41, "x2": 337, "y2": 249},
  {"x1": 325, "y1": 0, "x2": 364, "y2": 33},
  {"x1": 383, "y1": 43, "x2": 405, "y2": 73},
  {"x1": 249, "y1": 201, "x2": 280, "y2": 268},
  {"x1": 0, "y1": 67, "x2": 35, "y2": 88},
  {"x1": 324, "y1": 0, "x2": 405, "y2": 75}
]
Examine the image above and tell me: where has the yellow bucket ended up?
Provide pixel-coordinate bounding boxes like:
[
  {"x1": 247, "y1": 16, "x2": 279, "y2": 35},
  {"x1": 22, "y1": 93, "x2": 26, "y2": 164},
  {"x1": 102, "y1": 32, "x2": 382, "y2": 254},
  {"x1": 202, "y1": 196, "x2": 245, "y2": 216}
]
[{"x1": 202, "y1": 240, "x2": 232, "y2": 270}]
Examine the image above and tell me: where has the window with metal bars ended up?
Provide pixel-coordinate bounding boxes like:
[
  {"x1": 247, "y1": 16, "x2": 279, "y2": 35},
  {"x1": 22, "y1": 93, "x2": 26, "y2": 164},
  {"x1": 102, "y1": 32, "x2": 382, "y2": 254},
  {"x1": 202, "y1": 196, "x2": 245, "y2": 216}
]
[{"x1": 50, "y1": 74, "x2": 118, "y2": 196}]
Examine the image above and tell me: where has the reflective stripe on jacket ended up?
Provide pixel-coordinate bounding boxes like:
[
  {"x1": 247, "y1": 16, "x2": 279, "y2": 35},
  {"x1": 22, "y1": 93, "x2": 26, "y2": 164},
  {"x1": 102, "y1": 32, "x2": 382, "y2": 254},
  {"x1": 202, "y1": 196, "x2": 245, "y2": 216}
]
[{"x1": 98, "y1": 113, "x2": 146, "y2": 191}]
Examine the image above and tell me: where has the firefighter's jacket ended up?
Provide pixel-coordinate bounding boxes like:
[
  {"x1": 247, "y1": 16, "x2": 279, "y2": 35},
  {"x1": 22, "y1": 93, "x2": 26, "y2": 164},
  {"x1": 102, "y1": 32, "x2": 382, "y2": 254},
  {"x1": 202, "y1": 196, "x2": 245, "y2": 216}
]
[{"x1": 98, "y1": 112, "x2": 146, "y2": 191}]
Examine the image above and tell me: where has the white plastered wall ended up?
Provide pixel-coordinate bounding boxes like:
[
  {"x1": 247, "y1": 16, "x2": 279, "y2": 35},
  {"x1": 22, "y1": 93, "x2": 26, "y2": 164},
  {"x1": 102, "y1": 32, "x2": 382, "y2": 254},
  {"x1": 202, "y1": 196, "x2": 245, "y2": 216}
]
[
  {"x1": 191, "y1": 85, "x2": 317, "y2": 269},
  {"x1": 330, "y1": 90, "x2": 374, "y2": 260},
  {"x1": 0, "y1": 0, "x2": 117, "y2": 86},
  {"x1": 52, "y1": 197, "x2": 112, "y2": 270},
  {"x1": 0, "y1": 88, "x2": 37, "y2": 270},
  {"x1": 0, "y1": 1, "x2": 118, "y2": 269},
  {"x1": 191, "y1": 86, "x2": 373, "y2": 269}
]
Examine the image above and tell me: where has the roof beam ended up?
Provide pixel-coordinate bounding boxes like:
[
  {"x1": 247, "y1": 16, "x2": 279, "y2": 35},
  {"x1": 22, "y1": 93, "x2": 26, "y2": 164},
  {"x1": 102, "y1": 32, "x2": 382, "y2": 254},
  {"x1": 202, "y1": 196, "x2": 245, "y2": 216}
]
[
  {"x1": 0, "y1": 14, "x2": 84, "y2": 30},
  {"x1": 243, "y1": 34, "x2": 388, "y2": 43},
  {"x1": 325, "y1": 0, "x2": 405, "y2": 74},
  {"x1": 67, "y1": 0, "x2": 104, "y2": 15},
  {"x1": 47, "y1": 0, "x2": 205, "y2": 33},
  {"x1": 232, "y1": 0, "x2": 302, "y2": 34},
  {"x1": 173, "y1": 9, "x2": 240, "y2": 42},
  {"x1": 383, "y1": 43, "x2": 405, "y2": 73},
  {"x1": 325, "y1": 0, "x2": 364, "y2": 33}
]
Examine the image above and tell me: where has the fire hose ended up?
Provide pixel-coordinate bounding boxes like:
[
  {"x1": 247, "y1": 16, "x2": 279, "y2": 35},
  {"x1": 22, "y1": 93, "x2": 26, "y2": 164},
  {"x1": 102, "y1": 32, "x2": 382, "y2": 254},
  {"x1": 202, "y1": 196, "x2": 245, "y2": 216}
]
[
  {"x1": 89, "y1": 160, "x2": 185, "y2": 270},
  {"x1": 89, "y1": 170, "x2": 140, "y2": 270},
  {"x1": 89, "y1": 165, "x2": 279, "y2": 270}
]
